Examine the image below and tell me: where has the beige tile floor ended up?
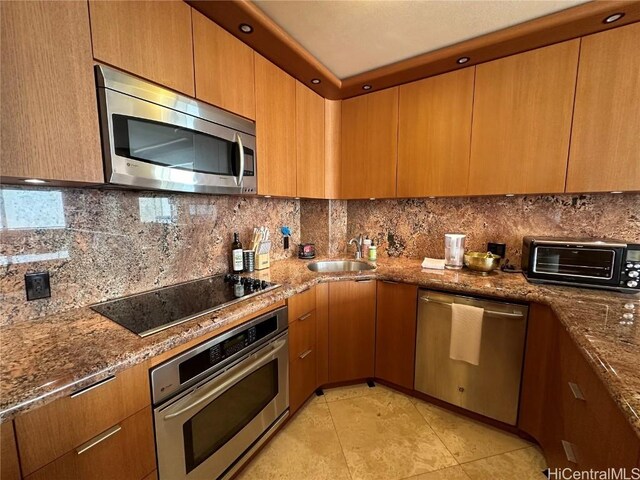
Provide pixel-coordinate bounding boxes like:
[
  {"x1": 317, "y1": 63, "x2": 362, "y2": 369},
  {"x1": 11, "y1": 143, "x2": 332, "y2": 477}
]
[{"x1": 237, "y1": 383, "x2": 548, "y2": 480}]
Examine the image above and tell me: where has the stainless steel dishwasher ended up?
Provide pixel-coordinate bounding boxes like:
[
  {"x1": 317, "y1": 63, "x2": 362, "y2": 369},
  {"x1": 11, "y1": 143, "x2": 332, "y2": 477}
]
[{"x1": 414, "y1": 289, "x2": 528, "y2": 425}]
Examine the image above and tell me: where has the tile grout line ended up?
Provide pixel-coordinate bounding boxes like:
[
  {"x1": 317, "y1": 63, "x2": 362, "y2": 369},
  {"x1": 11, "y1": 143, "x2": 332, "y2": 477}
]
[
  {"x1": 457, "y1": 445, "x2": 541, "y2": 466},
  {"x1": 408, "y1": 399, "x2": 462, "y2": 467},
  {"x1": 326, "y1": 399, "x2": 357, "y2": 480}
]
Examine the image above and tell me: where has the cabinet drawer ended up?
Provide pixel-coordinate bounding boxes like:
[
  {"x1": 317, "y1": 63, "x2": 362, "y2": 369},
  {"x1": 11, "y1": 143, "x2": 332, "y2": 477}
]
[
  {"x1": 288, "y1": 287, "x2": 316, "y2": 323},
  {"x1": 290, "y1": 347, "x2": 317, "y2": 414},
  {"x1": 26, "y1": 406, "x2": 155, "y2": 480},
  {"x1": 15, "y1": 362, "x2": 150, "y2": 476},
  {"x1": 289, "y1": 310, "x2": 317, "y2": 360}
]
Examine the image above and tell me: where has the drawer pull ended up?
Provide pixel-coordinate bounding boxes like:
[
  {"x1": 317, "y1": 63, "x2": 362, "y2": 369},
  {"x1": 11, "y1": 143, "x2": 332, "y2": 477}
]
[
  {"x1": 561, "y1": 440, "x2": 578, "y2": 463},
  {"x1": 299, "y1": 349, "x2": 312, "y2": 360},
  {"x1": 70, "y1": 375, "x2": 116, "y2": 398},
  {"x1": 298, "y1": 313, "x2": 312, "y2": 321},
  {"x1": 568, "y1": 382, "x2": 585, "y2": 401},
  {"x1": 355, "y1": 279, "x2": 373, "y2": 283},
  {"x1": 382, "y1": 280, "x2": 398, "y2": 284},
  {"x1": 76, "y1": 425, "x2": 122, "y2": 455}
]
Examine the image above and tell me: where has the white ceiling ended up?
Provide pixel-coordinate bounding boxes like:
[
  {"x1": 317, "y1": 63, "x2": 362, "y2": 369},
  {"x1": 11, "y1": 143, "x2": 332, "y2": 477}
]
[{"x1": 253, "y1": 0, "x2": 590, "y2": 79}]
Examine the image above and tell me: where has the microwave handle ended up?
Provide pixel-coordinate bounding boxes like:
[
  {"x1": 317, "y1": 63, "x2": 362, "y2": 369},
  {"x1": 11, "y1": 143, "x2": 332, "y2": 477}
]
[{"x1": 236, "y1": 133, "x2": 245, "y2": 187}]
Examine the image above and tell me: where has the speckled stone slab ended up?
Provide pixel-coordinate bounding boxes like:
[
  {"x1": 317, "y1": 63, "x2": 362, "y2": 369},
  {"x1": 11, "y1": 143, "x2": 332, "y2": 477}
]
[{"x1": 1, "y1": 258, "x2": 639, "y2": 440}]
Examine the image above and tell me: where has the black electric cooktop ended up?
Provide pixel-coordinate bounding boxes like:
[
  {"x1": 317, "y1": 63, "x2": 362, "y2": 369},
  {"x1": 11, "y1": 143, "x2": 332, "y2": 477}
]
[{"x1": 91, "y1": 274, "x2": 280, "y2": 337}]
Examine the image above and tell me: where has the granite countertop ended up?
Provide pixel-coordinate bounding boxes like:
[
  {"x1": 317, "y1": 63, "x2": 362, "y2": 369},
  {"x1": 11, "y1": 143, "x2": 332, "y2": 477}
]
[{"x1": 1, "y1": 257, "x2": 639, "y2": 438}]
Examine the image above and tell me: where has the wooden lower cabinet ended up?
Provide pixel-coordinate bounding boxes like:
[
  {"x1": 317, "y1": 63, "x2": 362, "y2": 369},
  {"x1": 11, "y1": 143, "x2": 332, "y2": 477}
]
[
  {"x1": 328, "y1": 280, "x2": 376, "y2": 383},
  {"x1": 519, "y1": 304, "x2": 640, "y2": 469},
  {"x1": 374, "y1": 281, "x2": 418, "y2": 390},
  {"x1": 1, "y1": 421, "x2": 21, "y2": 480},
  {"x1": 25, "y1": 407, "x2": 155, "y2": 480}
]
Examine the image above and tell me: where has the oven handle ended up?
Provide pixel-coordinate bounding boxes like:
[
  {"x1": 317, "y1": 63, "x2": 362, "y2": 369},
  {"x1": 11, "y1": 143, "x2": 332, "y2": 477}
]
[
  {"x1": 236, "y1": 133, "x2": 245, "y2": 187},
  {"x1": 163, "y1": 338, "x2": 286, "y2": 421}
]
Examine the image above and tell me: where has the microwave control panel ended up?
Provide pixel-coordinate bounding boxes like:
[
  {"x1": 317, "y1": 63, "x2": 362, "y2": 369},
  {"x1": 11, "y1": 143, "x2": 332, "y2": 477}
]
[{"x1": 621, "y1": 246, "x2": 640, "y2": 289}]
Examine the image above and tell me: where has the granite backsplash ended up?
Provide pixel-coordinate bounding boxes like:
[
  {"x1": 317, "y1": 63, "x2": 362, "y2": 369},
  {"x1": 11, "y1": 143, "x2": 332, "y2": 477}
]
[
  {"x1": 0, "y1": 186, "x2": 300, "y2": 324},
  {"x1": 346, "y1": 194, "x2": 640, "y2": 264}
]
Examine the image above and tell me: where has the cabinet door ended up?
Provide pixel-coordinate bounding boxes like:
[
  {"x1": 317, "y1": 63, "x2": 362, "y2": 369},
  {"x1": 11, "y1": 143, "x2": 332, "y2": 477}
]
[
  {"x1": 254, "y1": 54, "x2": 297, "y2": 197},
  {"x1": 193, "y1": 10, "x2": 255, "y2": 119},
  {"x1": 328, "y1": 280, "x2": 376, "y2": 382},
  {"x1": 341, "y1": 88, "x2": 398, "y2": 199},
  {"x1": 398, "y1": 68, "x2": 474, "y2": 197},
  {"x1": 0, "y1": 0, "x2": 102, "y2": 184},
  {"x1": 89, "y1": 0, "x2": 194, "y2": 96},
  {"x1": 468, "y1": 40, "x2": 579, "y2": 195},
  {"x1": 296, "y1": 81, "x2": 325, "y2": 198},
  {"x1": 566, "y1": 23, "x2": 640, "y2": 193},
  {"x1": 1, "y1": 422, "x2": 20, "y2": 480},
  {"x1": 374, "y1": 282, "x2": 418, "y2": 390}
]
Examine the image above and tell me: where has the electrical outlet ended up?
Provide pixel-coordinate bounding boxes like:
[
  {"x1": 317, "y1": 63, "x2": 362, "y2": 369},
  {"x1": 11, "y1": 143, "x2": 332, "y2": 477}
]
[{"x1": 25, "y1": 272, "x2": 51, "y2": 301}]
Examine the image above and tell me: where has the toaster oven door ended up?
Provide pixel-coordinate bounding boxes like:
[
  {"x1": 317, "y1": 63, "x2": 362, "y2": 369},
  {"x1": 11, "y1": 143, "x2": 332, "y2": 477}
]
[{"x1": 532, "y1": 246, "x2": 619, "y2": 281}]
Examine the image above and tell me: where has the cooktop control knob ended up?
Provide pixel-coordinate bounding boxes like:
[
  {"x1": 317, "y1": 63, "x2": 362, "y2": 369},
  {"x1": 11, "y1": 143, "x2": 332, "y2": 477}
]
[
  {"x1": 253, "y1": 279, "x2": 262, "y2": 290},
  {"x1": 627, "y1": 280, "x2": 639, "y2": 288},
  {"x1": 261, "y1": 280, "x2": 268, "y2": 290}
]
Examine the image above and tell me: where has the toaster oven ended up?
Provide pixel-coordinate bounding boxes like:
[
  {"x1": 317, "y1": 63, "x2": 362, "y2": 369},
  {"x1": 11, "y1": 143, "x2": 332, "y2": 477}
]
[{"x1": 522, "y1": 237, "x2": 640, "y2": 293}]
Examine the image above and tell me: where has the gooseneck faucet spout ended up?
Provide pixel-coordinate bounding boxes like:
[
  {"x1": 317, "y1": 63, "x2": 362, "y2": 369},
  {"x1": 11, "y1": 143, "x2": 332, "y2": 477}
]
[{"x1": 348, "y1": 234, "x2": 364, "y2": 260}]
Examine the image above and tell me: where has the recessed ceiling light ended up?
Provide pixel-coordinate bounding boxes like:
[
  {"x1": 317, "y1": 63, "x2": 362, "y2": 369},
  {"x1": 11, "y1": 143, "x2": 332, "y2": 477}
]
[
  {"x1": 457, "y1": 57, "x2": 470, "y2": 65},
  {"x1": 239, "y1": 23, "x2": 253, "y2": 34},
  {"x1": 24, "y1": 179, "x2": 46, "y2": 184},
  {"x1": 362, "y1": 84, "x2": 372, "y2": 91},
  {"x1": 603, "y1": 13, "x2": 624, "y2": 24},
  {"x1": 311, "y1": 78, "x2": 321, "y2": 85}
]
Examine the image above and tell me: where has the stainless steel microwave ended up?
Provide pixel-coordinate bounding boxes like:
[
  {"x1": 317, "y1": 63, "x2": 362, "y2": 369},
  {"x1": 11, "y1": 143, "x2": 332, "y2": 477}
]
[
  {"x1": 95, "y1": 65, "x2": 257, "y2": 195},
  {"x1": 522, "y1": 237, "x2": 640, "y2": 293}
]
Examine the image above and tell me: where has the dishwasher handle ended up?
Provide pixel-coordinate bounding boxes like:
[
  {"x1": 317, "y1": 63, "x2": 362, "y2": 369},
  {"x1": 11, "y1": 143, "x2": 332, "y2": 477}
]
[{"x1": 419, "y1": 296, "x2": 524, "y2": 318}]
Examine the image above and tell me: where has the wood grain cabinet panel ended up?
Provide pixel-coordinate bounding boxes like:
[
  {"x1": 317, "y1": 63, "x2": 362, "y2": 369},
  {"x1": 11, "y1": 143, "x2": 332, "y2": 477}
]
[
  {"x1": 193, "y1": 10, "x2": 255, "y2": 119},
  {"x1": 0, "y1": 0, "x2": 103, "y2": 184},
  {"x1": 315, "y1": 282, "x2": 330, "y2": 386},
  {"x1": 374, "y1": 281, "x2": 418, "y2": 390},
  {"x1": 296, "y1": 82, "x2": 325, "y2": 198},
  {"x1": 1, "y1": 421, "x2": 21, "y2": 480},
  {"x1": 468, "y1": 40, "x2": 579, "y2": 195},
  {"x1": 398, "y1": 68, "x2": 475, "y2": 197},
  {"x1": 290, "y1": 348, "x2": 317, "y2": 415},
  {"x1": 288, "y1": 287, "x2": 316, "y2": 324},
  {"x1": 288, "y1": 289, "x2": 318, "y2": 414},
  {"x1": 341, "y1": 88, "x2": 399, "y2": 199},
  {"x1": 25, "y1": 406, "x2": 155, "y2": 480},
  {"x1": 254, "y1": 54, "x2": 297, "y2": 197},
  {"x1": 566, "y1": 22, "x2": 640, "y2": 193},
  {"x1": 328, "y1": 280, "x2": 376, "y2": 382},
  {"x1": 89, "y1": 0, "x2": 194, "y2": 96},
  {"x1": 15, "y1": 363, "x2": 150, "y2": 476}
]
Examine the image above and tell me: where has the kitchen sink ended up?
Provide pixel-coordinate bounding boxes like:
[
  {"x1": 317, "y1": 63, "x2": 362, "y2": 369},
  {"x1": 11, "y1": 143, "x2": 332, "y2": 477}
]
[{"x1": 307, "y1": 260, "x2": 376, "y2": 272}]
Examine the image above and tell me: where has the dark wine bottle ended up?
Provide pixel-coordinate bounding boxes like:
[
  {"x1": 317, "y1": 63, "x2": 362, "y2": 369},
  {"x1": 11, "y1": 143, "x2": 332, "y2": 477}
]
[{"x1": 232, "y1": 233, "x2": 243, "y2": 273}]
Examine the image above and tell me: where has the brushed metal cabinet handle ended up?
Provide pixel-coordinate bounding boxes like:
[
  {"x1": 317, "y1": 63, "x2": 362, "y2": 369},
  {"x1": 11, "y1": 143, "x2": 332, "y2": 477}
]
[
  {"x1": 382, "y1": 280, "x2": 398, "y2": 284},
  {"x1": 298, "y1": 313, "x2": 312, "y2": 321},
  {"x1": 76, "y1": 425, "x2": 122, "y2": 455},
  {"x1": 355, "y1": 279, "x2": 373, "y2": 283},
  {"x1": 299, "y1": 349, "x2": 312, "y2": 360},
  {"x1": 568, "y1": 382, "x2": 585, "y2": 401},
  {"x1": 70, "y1": 375, "x2": 116, "y2": 398},
  {"x1": 561, "y1": 440, "x2": 578, "y2": 463}
]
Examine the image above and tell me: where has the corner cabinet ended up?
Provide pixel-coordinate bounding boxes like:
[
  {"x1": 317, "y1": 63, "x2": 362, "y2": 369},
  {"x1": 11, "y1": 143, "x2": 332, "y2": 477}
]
[
  {"x1": 254, "y1": 54, "x2": 297, "y2": 197},
  {"x1": 192, "y1": 10, "x2": 256, "y2": 120},
  {"x1": 89, "y1": 0, "x2": 194, "y2": 96},
  {"x1": 296, "y1": 82, "x2": 325, "y2": 198},
  {"x1": 566, "y1": 22, "x2": 640, "y2": 193},
  {"x1": 328, "y1": 280, "x2": 376, "y2": 382},
  {"x1": 0, "y1": 0, "x2": 103, "y2": 184},
  {"x1": 467, "y1": 40, "x2": 580, "y2": 195},
  {"x1": 397, "y1": 68, "x2": 475, "y2": 197},
  {"x1": 341, "y1": 88, "x2": 399, "y2": 199}
]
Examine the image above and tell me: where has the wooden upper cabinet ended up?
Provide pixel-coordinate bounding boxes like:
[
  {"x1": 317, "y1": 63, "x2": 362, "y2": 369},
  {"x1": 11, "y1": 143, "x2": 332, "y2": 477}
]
[
  {"x1": 341, "y1": 88, "x2": 399, "y2": 199},
  {"x1": 468, "y1": 40, "x2": 580, "y2": 195},
  {"x1": 0, "y1": 0, "x2": 103, "y2": 184},
  {"x1": 193, "y1": 10, "x2": 255, "y2": 119},
  {"x1": 296, "y1": 82, "x2": 325, "y2": 198},
  {"x1": 254, "y1": 54, "x2": 297, "y2": 197},
  {"x1": 566, "y1": 23, "x2": 640, "y2": 193},
  {"x1": 398, "y1": 68, "x2": 475, "y2": 197},
  {"x1": 89, "y1": 0, "x2": 194, "y2": 96},
  {"x1": 324, "y1": 100, "x2": 342, "y2": 199}
]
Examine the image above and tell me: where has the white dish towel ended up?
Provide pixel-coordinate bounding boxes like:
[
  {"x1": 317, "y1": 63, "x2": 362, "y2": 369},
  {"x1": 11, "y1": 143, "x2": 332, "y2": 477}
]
[
  {"x1": 422, "y1": 257, "x2": 446, "y2": 270},
  {"x1": 449, "y1": 303, "x2": 484, "y2": 366}
]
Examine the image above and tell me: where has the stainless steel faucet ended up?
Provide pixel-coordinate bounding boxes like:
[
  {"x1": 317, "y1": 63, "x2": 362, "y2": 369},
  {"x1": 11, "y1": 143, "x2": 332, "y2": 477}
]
[{"x1": 348, "y1": 234, "x2": 364, "y2": 260}]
